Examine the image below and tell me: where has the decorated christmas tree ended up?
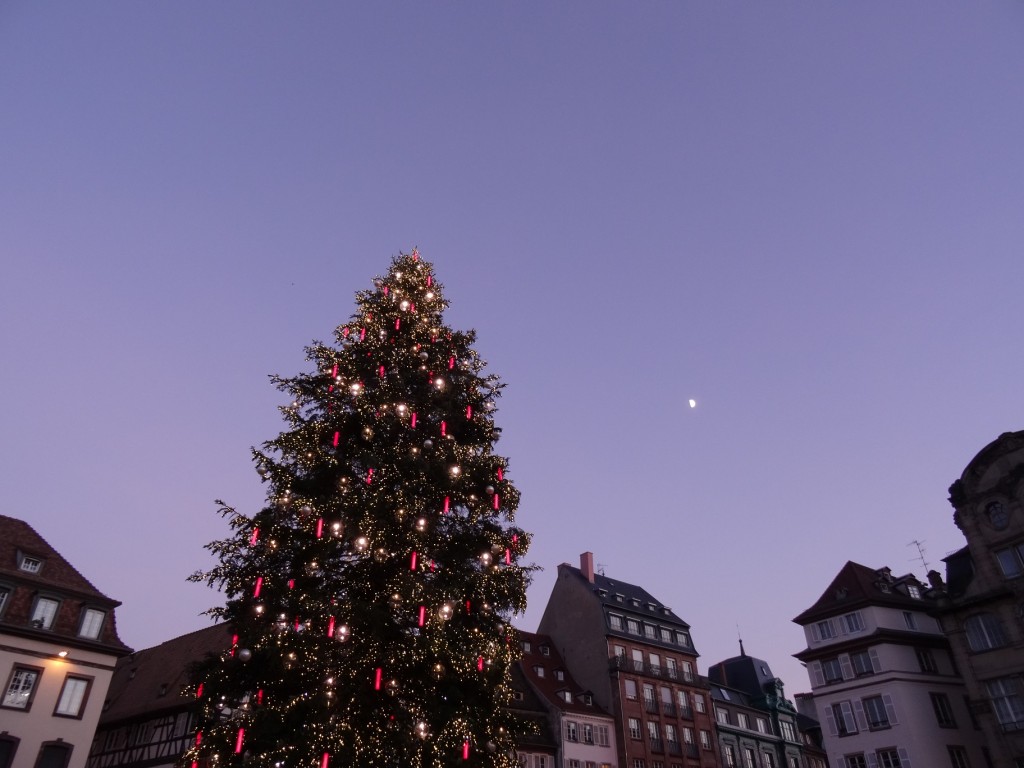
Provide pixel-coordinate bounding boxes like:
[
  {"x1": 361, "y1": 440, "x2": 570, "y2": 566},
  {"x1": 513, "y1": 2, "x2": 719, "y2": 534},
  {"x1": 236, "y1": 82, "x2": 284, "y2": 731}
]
[{"x1": 185, "y1": 250, "x2": 533, "y2": 768}]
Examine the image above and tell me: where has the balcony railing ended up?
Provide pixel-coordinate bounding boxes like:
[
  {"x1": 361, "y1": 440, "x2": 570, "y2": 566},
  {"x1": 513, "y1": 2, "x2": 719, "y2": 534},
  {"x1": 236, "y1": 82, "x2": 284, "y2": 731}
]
[
  {"x1": 661, "y1": 701, "x2": 676, "y2": 716},
  {"x1": 609, "y1": 656, "x2": 696, "y2": 683},
  {"x1": 678, "y1": 705, "x2": 694, "y2": 720},
  {"x1": 648, "y1": 738, "x2": 664, "y2": 753},
  {"x1": 666, "y1": 741, "x2": 682, "y2": 756},
  {"x1": 684, "y1": 743, "x2": 699, "y2": 758},
  {"x1": 643, "y1": 698, "x2": 659, "y2": 714}
]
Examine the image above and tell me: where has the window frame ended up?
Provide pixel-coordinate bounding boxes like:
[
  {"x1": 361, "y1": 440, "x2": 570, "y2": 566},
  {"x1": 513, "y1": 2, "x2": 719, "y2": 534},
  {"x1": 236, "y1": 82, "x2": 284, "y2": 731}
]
[
  {"x1": 862, "y1": 695, "x2": 890, "y2": 730},
  {"x1": 930, "y1": 692, "x2": 956, "y2": 728},
  {"x1": 78, "y1": 608, "x2": 106, "y2": 640},
  {"x1": 33, "y1": 742, "x2": 72, "y2": 768},
  {"x1": 965, "y1": 612, "x2": 1007, "y2": 652},
  {"x1": 2, "y1": 665, "x2": 44, "y2": 712},
  {"x1": 30, "y1": 596, "x2": 61, "y2": 630},
  {"x1": 53, "y1": 675, "x2": 93, "y2": 719}
]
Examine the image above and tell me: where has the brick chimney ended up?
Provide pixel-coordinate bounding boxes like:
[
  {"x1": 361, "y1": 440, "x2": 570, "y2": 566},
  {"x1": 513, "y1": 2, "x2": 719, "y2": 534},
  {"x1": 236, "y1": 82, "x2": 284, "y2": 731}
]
[{"x1": 580, "y1": 551, "x2": 595, "y2": 583}]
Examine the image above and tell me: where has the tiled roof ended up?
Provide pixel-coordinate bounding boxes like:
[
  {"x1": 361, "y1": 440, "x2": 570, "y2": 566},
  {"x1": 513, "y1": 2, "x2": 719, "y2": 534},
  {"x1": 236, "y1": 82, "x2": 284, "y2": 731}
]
[
  {"x1": 100, "y1": 624, "x2": 231, "y2": 725},
  {"x1": 560, "y1": 564, "x2": 690, "y2": 628},
  {"x1": 518, "y1": 631, "x2": 612, "y2": 719},
  {"x1": 792, "y1": 560, "x2": 929, "y2": 624},
  {"x1": 0, "y1": 514, "x2": 116, "y2": 602}
]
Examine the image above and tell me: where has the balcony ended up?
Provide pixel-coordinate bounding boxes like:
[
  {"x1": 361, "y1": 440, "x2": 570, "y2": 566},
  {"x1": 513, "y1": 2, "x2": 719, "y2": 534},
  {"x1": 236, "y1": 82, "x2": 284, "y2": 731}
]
[
  {"x1": 678, "y1": 705, "x2": 694, "y2": 720},
  {"x1": 608, "y1": 656, "x2": 696, "y2": 683},
  {"x1": 661, "y1": 701, "x2": 676, "y2": 716},
  {"x1": 684, "y1": 743, "x2": 699, "y2": 759},
  {"x1": 666, "y1": 741, "x2": 682, "y2": 756},
  {"x1": 643, "y1": 698, "x2": 660, "y2": 714},
  {"x1": 648, "y1": 738, "x2": 664, "y2": 754}
]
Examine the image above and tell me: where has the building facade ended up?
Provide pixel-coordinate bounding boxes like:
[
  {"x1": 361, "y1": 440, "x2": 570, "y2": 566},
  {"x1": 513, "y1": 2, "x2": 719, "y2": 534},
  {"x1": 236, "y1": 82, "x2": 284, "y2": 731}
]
[
  {"x1": 793, "y1": 561, "x2": 986, "y2": 768},
  {"x1": 0, "y1": 515, "x2": 130, "y2": 768},
  {"x1": 706, "y1": 647, "x2": 819, "y2": 768},
  {"x1": 518, "y1": 632, "x2": 619, "y2": 768},
  {"x1": 934, "y1": 430, "x2": 1024, "y2": 766},
  {"x1": 539, "y1": 553, "x2": 720, "y2": 768}
]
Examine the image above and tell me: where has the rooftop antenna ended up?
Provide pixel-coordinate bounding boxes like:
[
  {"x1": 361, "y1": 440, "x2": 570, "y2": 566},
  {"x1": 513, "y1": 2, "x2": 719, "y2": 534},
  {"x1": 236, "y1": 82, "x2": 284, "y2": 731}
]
[
  {"x1": 737, "y1": 623, "x2": 745, "y2": 656},
  {"x1": 908, "y1": 539, "x2": 930, "y2": 573},
  {"x1": 596, "y1": 562, "x2": 607, "y2": 576}
]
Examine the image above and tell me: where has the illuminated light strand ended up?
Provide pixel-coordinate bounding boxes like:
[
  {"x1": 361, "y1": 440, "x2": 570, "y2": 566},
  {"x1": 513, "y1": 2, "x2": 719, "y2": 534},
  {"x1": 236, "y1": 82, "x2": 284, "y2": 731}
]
[
  {"x1": 254, "y1": 577, "x2": 263, "y2": 598},
  {"x1": 327, "y1": 616, "x2": 336, "y2": 637},
  {"x1": 374, "y1": 668, "x2": 383, "y2": 690},
  {"x1": 250, "y1": 528, "x2": 259, "y2": 545},
  {"x1": 316, "y1": 518, "x2": 324, "y2": 538},
  {"x1": 234, "y1": 728, "x2": 244, "y2": 754}
]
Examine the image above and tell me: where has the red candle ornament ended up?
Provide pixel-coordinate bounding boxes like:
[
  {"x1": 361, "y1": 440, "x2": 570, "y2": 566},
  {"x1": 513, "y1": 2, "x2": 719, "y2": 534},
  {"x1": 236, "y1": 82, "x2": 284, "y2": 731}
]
[
  {"x1": 418, "y1": 606, "x2": 426, "y2": 627},
  {"x1": 366, "y1": 468, "x2": 374, "y2": 484},
  {"x1": 250, "y1": 528, "x2": 260, "y2": 546},
  {"x1": 234, "y1": 728, "x2": 244, "y2": 754},
  {"x1": 448, "y1": 357, "x2": 455, "y2": 370},
  {"x1": 359, "y1": 328, "x2": 366, "y2": 341},
  {"x1": 327, "y1": 616, "x2": 335, "y2": 637},
  {"x1": 316, "y1": 519, "x2": 324, "y2": 538},
  {"x1": 463, "y1": 741, "x2": 470, "y2": 760},
  {"x1": 493, "y1": 494, "x2": 500, "y2": 511},
  {"x1": 333, "y1": 431, "x2": 340, "y2": 447},
  {"x1": 395, "y1": 318, "x2": 401, "y2": 330},
  {"x1": 410, "y1": 551, "x2": 418, "y2": 570},
  {"x1": 497, "y1": 467, "x2": 503, "y2": 481},
  {"x1": 256, "y1": 689, "x2": 264, "y2": 705},
  {"x1": 321, "y1": 754, "x2": 330, "y2": 768},
  {"x1": 477, "y1": 656, "x2": 484, "y2": 671},
  {"x1": 195, "y1": 732, "x2": 202, "y2": 746},
  {"x1": 411, "y1": 412, "x2": 417, "y2": 428},
  {"x1": 440, "y1": 421, "x2": 447, "y2": 437},
  {"x1": 443, "y1": 496, "x2": 450, "y2": 514},
  {"x1": 466, "y1": 405, "x2": 472, "y2": 419},
  {"x1": 254, "y1": 577, "x2": 263, "y2": 598},
  {"x1": 196, "y1": 683, "x2": 203, "y2": 699},
  {"x1": 374, "y1": 668, "x2": 382, "y2": 690}
]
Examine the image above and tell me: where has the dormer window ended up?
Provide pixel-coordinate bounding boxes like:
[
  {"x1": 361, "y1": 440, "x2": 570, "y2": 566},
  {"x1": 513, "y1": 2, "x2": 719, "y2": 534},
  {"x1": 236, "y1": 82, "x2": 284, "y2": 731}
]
[
  {"x1": 533, "y1": 666, "x2": 544, "y2": 678},
  {"x1": 662, "y1": 607, "x2": 671, "y2": 616},
  {"x1": 30, "y1": 597, "x2": 59, "y2": 630},
  {"x1": 630, "y1": 598, "x2": 641, "y2": 607},
  {"x1": 598, "y1": 589, "x2": 608, "y2": 597},
  {"x1": 540, "y1": 645, "x2": 551, "y2": 657},
  {"x1": 79, "y1": 609, "x2": 106, "y2": 640},
  {"x1": 615, "y1": 593, "x2": 624, "y2": 602},
  {"x1": 19, "y1": 555, "x2": 43, "y2": 574},
  {"x1": 647, "y1": 603, "x2": 657, "y2": 611},
  {"x1": 907, "y1": 584, "x2": 921, "y2": 599},
  {"x1": 522, "y1": 641, "x2": 531, "y2": 653},
  {"x1": 560, "y1": 690, "x2": 572, "y2": 703},
  {"x1": 582, "y1": 693, "x2": 593, "y2": 705},
  {"x1": 554, "y1": 669, "x2": 565, "y2": 681}
]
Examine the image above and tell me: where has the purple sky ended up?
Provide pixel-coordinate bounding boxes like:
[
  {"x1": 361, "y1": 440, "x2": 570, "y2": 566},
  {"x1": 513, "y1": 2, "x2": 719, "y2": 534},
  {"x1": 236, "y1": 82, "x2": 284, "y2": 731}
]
[{"x1": 2, "y1": 2, "x2": 1023, "y2": 691}]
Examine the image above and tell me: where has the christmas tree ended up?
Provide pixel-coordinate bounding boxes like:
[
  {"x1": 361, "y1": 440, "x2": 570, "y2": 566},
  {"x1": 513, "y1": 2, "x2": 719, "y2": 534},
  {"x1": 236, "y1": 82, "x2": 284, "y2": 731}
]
[{"x1": 185, "y1": 250, "x2": 533, "y2": 768}]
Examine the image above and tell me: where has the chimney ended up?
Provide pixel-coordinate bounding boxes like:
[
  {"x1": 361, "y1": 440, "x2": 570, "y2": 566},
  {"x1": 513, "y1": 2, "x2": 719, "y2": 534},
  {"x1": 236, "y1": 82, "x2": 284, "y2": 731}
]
[{"x1": 580, "y1": 552, "x2": 595, "y2": 583}]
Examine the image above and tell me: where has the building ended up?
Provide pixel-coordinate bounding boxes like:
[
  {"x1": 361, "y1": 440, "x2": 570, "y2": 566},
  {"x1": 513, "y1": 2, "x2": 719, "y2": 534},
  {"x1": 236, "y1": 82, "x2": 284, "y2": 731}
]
[
  {"x1": 518, "y1": 632, "x2": 619, "y2": 768},
  {"x1": 793, "y1": 561, "x2": 986, "y2": 768},
  {"x1": 933, "y1": 429, "x2": 1024, "y2": 766},
  {"x1": 87, "y1": 625, "x2": 229, "y2": 768},
  {"x1": 539, "y1": 553, "x2": 720, "y2": 768},
  {"x1": 706, "y1": 645, "x2": 821, "y2": 768},
  {"x1": 510, "y1": 660, "x2": 560, "y2": 768},
  {"x1": 0, "y1": 515, "x2": 131, "y2": 768}
]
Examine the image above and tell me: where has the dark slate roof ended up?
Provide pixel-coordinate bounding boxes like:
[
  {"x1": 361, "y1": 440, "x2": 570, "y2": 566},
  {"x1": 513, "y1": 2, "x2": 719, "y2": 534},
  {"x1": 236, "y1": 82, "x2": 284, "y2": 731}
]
[
  {"x1": 707, "y1": 650, "x2": 777, "y2": 695},
  {"x1": 792, "y1": 561, "x2": 929, "y2": 625},
  {"x1": 0, "y1": 514, "x2": 117, "y2": 602},
  {"x1": 519, "y1": 631, "x2": 613, "y2": 719},
  {"x1": 100, "y1": 624, "x2": 230, "y2": 725},
  {"x1": 509, "y1": 663, "x2": 559, "y2": 752}
]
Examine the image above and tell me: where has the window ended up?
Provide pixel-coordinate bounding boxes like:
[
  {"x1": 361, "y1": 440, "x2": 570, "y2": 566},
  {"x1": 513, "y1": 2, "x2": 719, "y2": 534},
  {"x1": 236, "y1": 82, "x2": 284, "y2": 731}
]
[
  {"x1": 19, "y1": 556, "x2": 42, "y2": 574},
  {"x1": 682, "y1": 660, "x2": 694, "y2": 681},
  {"x1": 763, "y1": 753, "x2": 776, "y2": 768},
  {"x1": 916, "y1": 647, "x2": 938, "y2": 673},
  {"x1": 610, "y1": 615, "x2": 623, "y2": 630},
  {"x1": 903, "y1": 611, "x2": 917, "y2": 630},
  {"x1": 719, "y1": 687, "x2": 731, "y2": 700},
  {"x1": 596, "y1": 725, "x2": 610, "y2": 746},
  {"x1": 632, "y1": 761, "x2": 644, "y2": 768},
  {"x1": 846, "y1": 757, "x2": 866, "y2": 768},
  {"x1": 35, "y1": 743, "x2": 72, "y2": 768},
  {"x1": 780, "y1": 720, "x2": 796, "y2": 741},
  {"x1": 677, "y1": 690, "x2": 690, "y2": 714},
  {"x1": 79, "y1": 609, "x2": 105, "y2": 640},
  {"x1": 647, "y1": 721, "x2": 658, "y2": 743},
  {"x1": 737, "y1": 712, "x2": 749, "y2": 729},
  {"x1": 625, "y1": 680, "x2": 638, "y2": 700},
  {"x1": 2, "y1": 666, "x2": 42, "y2": 710},
  {"x1": 694, "y1": 694, "x2": 705, "y2": 713},
  {"x1": 676, "y1": 631, "x2": 691, "y2": 647},
  {"x1": 54, "y1": 676, "x2": 91, "y2": 718},
  {"x1": 682, "y1": 727, "x2": 694, "y2": 744},
  {"x1": 533, "y1": 666, "x2": 544, "y2": 678},
  {"x1": 842, "y1": 612, "x2": 865, "y2": 632},
  {"x1": 987, "y1": 676, "x2": 1024, "y2": 730},
  {"x1": 816, "y1": 620, "x2": 835, "y2": 640},
  {"x1": 756, "y1": 718, "x2": 769, "y2": 734},
  {"x1": 0, "y1": 735, "x2": 20, "y2": 768},
  {"x1": 627, "y1": 619, "x2": 640, "y2": 635},
  {"x1": 822, "y1": 658, "x2": 843, "y2": 683},
  {"x1": 31, "y1": 597, "x2": 59, "y2": 629},
  {"x1": 560, "y1": 691, "x2": 572, "y2": 703},
  {"x1": 743, "y1": 748, "x2": 756, "y2": 768},
  {"x1": 522, "y1": 641, "x2": 531, "y2": 653},
  {"x1": 643, "y1": 684, "x2": 656, "y2": 705},
  {"x1": 931, "y1": 692, "x2": 956, "y2": 727},
  {"x1": 583, "y1": 724, "x2": 593, "y2": 744},
  {"x1": 568, "y1": 761, "x2": 581, "y2": 768},
  {"x1": 877, "y1": 749, "x2": 902, "y2": 768},
  {"x1": 614, "y1": 645, "x2": 626, "y2": 658},
  {"x1": 665, "y1": 658, "x2": 677, "y2": 678},
  {"x1": 554, "y1": 669, "x2": 565, "y2": 681},
  {"x1": 863, "y1": 695, "x2": 890, "y2": 729},
  {"x1": 996, "y1": 543, "x2": 1024, "y2": 578},
  {"x1": 645, "y1": 625, "x2": 657, "y2": 639},
  {"x1": 830, "y1": 702, "x2": 857, "y2": 736},
  {"x1": 629, "y1": 718, "x2": 642, "y2": 740},
  {"x1": 907, "y1": 584, "x2": 921, "y2": 599},
  {"x1": 649, "y1": 653, "x2": 661, "y2": 673},
  {"x1": 565, "y1": 721, "x2": 578, "y2": 742},
  {"x1": 851, "y1": 650, "x2": 875, "y2": 676},
  {"x1": 699, "y1": 730, "x2": 711, "y2": 749},
  {"x1": 716, "y1": 708, "x2": 730, "y2": 725},
  {"x1": 965, "y1": 613, "x2": 1007, "y2": 651},
  {"x1": 723, "y1": 747, "x2": 736, "y2": 768},
  {"x1": 540, "y1": 645, "x2": 550, "y2": 657},
  {"x1": 0, "y1": 586, "x2": 10, "y2": 617},
  {"x1": 664, "y1": 724, "x2": 677, "y2": 744},
  {"x1": 947, "y1": 746, "x2": 970, "y2": 768},
  {"x1": 660, "y1": 628, "x2": 672, "y2": 642}
]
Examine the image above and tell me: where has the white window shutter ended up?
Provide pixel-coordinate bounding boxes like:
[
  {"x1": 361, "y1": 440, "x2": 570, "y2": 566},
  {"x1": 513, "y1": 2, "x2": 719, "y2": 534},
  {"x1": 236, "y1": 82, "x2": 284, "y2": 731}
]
[
  {"x1": 852, "y1": 698, "x2": 868, "y2": 732},
  {"x1": 882, "y1": 693, "x2": 899, "y2": 725},
  {"x1": 810, "y1": 623, "x2": 820, "y2": 642},
  {"x1": 840, "y1": 701, "x2": 857, "y2": 734},
  {"x1": 838, "y1": 617, "x2": 848, "y2": 636},
  {"x1": 898, "y1": 748, "x2": 911, "y2": 768},
  {"x1": 811, "y1": 661, "x2": 825, "y2": 687},
  {"x1": 868, "y1": 648, "x2": 882, "y2": 672},
  {"x1": 839, "y1": 654, "x2": 854, "y2": 680},
  {"x1": 824, "y1": 706, "x2": 838, "y2": 737},
  {"x1": 866, "y1": 755, "x2": 878, "y2": 768}
]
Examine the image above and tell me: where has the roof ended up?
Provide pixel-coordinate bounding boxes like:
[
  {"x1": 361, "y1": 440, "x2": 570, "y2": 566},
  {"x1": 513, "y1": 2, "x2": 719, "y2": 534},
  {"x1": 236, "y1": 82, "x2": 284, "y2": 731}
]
[
  {"x1": 509, "y1": 663, "x2": 559, "y2": 752},
  {"x1": 950, "y1": 429, "x2": 1024, "y2": 505},
  {"x1": 0, "y1": 514, "x2": 118, "y2": 603},
  {"x1": 519, "y1": 631, "x2": 613, "y2": 719},
  {"x1": 100, "y1": 623, "x2": 231, "y2": 725},
  {"x1": 942, "y1": 545, "x2": 974, "y2": 597},
  {"x1": 707, "y1": 647, "x2": 778, "y2": 694},
  {"x1": 792, "y1": 560, "x2": 930, "y2": 625}
]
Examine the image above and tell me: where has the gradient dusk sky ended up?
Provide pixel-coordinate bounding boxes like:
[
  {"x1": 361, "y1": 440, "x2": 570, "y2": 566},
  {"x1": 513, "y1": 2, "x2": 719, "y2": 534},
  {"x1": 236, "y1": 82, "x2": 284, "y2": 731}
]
[{"x1": 2, "y1": 2, "x2": 1023, "y2": 690}]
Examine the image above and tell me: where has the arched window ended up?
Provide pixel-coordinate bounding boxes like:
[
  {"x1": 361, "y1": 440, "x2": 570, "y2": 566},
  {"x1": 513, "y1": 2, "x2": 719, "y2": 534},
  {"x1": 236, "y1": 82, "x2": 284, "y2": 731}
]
[{"x1": 965, "y1": 613, "x2": 1007, "y2": 652}]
